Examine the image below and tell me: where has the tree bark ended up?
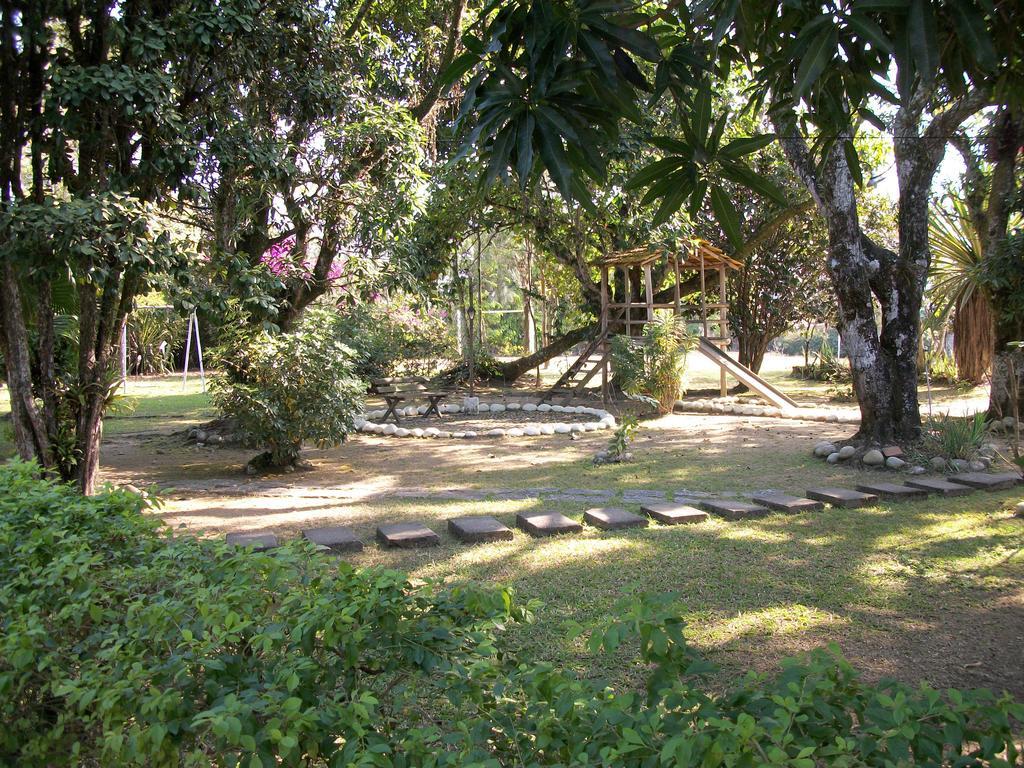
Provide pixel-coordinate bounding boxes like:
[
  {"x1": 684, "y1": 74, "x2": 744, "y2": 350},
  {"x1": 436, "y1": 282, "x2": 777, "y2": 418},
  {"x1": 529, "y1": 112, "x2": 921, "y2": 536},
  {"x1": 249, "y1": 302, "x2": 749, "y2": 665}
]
[{"x1": 494, "y1": 323, "x2": 597, "y2": 381}]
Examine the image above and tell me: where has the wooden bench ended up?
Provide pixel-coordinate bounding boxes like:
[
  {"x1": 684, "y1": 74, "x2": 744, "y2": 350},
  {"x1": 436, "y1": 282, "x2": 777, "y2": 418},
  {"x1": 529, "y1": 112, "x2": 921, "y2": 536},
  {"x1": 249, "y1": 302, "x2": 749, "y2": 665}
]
[{"x1": 369, "y1": 376, "x2": 449, "y2": 423}]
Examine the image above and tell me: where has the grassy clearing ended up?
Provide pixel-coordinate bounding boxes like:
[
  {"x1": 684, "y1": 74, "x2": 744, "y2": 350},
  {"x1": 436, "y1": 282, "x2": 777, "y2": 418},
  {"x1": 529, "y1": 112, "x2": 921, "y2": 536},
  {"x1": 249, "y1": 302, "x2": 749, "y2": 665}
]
[{"x1": 158, "y1": 489, "x2": 1024, "y2": 693}]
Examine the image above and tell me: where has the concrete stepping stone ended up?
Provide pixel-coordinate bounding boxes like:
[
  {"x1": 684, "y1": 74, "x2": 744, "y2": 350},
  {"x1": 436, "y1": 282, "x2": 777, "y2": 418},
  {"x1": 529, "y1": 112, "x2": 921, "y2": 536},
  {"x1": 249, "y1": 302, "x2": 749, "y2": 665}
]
[
  {"x1": 225, "y1": 532, "x2": 279, "y2": 551},
  {"x1": 904, "y1": 477, "x2": 975, "y2": 497},
  {"x1": 376, "y1": 522, "x2": 441, "y2": 548},
  {"x1": 854, "y1": 482, "x2": 928, "y2": 501},
  {"x1": 302, "y1": 526, "x2": 363, "y2": 553},
  {"x1": 699, "y1": 499, "x2": 770, "y2": 520},
  {"x1": 583, "y1": 506, "x2": 649, "y2": 531},
  {"x1": 515, "y1": 511, "x2": 583, "y2": 537},
  {"x1": 806, "y1": 487, "x2": 879, "y2": 508},
  {"x1": 749, "y1": 493, "x2": 824, "y2": 513},
  {"x1": 448, "y1": 515, "x2": 514, "y2": 543},
  {"x1": 948, "y1": 472, "x2": 1022, "y2": 491},
  {"x1": 640, "y1": 502, "x2": 709, "y2": 525}
]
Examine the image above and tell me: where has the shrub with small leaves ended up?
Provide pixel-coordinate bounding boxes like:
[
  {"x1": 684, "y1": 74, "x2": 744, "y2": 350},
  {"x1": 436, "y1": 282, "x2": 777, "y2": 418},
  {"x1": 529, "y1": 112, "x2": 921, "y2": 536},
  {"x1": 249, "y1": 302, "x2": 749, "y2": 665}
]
[{"x1": 211, "y1": 305, "x2": 365, "y2": 469}]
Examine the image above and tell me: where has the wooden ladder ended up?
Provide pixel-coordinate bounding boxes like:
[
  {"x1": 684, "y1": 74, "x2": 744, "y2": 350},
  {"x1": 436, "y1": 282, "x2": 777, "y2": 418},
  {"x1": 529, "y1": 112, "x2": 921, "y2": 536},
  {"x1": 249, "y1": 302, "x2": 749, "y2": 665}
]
[{"x1": 540, "y1": 333, "x2": 610, "y2": 403}]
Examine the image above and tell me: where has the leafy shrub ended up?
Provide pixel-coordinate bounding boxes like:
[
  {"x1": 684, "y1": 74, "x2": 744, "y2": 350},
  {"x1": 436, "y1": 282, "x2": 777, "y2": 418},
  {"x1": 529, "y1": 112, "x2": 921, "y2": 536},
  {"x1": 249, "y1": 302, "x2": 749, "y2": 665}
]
[
  {"x1": 2, "y1": 463, "x2": 1021, "y2": 766},
  {"x1": 923, "y1": 350, "x2": 969, "y2": 386},
  {"x1": 611, "y1": 314, "x2": 696, "y2": 413},
  {"x1": 211, "y1": 306, "x2": 364, "y2": 469},
  {"x1": 925, "y1": 411, "x2": 989, "y2": 460},
  {"x1": 0, "y1": 460, "x2": 520, "y2": 767},
  {"x1": 335, "y1": 298, "x2": 457, "y2": 380}
]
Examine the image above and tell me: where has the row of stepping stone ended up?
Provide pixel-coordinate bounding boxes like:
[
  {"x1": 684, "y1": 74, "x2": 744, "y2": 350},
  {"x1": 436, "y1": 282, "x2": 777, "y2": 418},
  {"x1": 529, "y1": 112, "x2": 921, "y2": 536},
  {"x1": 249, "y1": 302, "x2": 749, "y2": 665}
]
[{"x1": 224, "y1": 471, "x2": 1021, "y2": 552}]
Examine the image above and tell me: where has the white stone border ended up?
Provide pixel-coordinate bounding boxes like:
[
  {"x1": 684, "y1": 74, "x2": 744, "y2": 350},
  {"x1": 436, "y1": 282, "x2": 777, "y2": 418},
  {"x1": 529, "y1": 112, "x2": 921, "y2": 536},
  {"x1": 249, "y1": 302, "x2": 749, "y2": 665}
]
[
  {"x1": 354, "y1": 401, "x2": 617, "y2": 440},
  {"x1": 674, "y1": 397, "x2": 860, "y2": 424}
]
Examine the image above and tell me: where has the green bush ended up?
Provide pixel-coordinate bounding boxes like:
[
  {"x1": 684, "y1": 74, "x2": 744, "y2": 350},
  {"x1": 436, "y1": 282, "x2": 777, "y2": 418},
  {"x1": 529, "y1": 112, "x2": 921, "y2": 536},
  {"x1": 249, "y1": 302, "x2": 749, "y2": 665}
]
[
  {"x1": 0, "y1": 460, "x2": 522, "y2": 767},
  {"x1": 1, "y1": 462, "x2": 1021, "y2": 766},
  {"x1": 925, "y1": 411, "x2": 990, "y2": 460},
  {"x1": 211, "y1": 306, "x2": 364, "y2": 469},
  {"x1": 335, "y1": 299, "x2": 457, "y2": 380},
  {"x1": 611, "y1": 314, "x2": 696, "y2": 413}
]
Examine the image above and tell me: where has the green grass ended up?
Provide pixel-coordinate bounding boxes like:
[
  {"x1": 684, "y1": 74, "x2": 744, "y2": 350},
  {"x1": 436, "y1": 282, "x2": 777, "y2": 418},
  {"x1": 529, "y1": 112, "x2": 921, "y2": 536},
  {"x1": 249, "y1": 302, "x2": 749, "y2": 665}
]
[{"x1": 190, "y1": 489, "x2": 1023, "y2": 692}]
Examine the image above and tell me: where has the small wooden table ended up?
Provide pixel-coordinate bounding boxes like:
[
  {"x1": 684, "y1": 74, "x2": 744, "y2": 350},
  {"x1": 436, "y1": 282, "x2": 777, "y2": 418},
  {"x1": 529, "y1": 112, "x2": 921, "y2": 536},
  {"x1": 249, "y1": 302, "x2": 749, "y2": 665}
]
[{"x1": 370, "y1": 377, "x2": 449, "y2": 423}]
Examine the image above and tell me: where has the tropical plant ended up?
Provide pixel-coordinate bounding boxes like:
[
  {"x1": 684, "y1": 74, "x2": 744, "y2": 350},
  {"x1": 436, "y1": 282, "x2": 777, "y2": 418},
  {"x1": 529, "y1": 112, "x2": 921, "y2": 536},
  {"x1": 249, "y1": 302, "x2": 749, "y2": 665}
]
[
  {"x1": 929, "y1": 197, "x2": 997, "y2": 384},
  {"x1": 128, "y1": 308, "x2": 187, "y2": 375},
  {"x1": 211, "y1": 306, "x2": 365, "y2": 471},
  {"x1": 924, "y1": 412, "x2": 989, "y2": 461},
  {"x1": 3, "y1": 460, "x2": 1022, "y2": 767},
  {"x1": 611, "y1": 314, "x2": 696, "y2": 413}
]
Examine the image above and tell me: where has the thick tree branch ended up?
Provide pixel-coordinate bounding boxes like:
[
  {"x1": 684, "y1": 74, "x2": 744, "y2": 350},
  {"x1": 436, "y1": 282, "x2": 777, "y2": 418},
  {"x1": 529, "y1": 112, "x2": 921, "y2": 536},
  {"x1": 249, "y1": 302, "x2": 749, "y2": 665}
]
[{"x1": 410, "y1": 0, "x2": 467, "y2": 122}]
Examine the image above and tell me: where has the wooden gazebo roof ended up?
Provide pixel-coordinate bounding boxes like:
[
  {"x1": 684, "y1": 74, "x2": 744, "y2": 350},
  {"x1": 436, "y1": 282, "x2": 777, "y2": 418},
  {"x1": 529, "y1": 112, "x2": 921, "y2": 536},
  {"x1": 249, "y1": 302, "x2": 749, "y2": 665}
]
[{"x1": 594, "y1": 241, "x2": 742, "y2": 271}]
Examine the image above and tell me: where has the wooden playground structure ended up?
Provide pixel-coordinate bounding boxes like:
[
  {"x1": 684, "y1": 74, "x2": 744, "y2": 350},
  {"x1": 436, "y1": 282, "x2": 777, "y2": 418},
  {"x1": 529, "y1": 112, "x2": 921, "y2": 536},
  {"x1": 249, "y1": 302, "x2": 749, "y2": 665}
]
[{"x1": 543, "y1": 241, "x2": 798, "y2": 409}]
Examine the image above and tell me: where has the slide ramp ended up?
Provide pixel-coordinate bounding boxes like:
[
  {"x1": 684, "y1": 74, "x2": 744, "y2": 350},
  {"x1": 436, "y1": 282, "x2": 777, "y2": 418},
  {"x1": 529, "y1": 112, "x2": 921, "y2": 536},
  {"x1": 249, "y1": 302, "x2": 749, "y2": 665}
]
[{"x1": 695, "y1": 338, "x2": 800, "y2": 410}]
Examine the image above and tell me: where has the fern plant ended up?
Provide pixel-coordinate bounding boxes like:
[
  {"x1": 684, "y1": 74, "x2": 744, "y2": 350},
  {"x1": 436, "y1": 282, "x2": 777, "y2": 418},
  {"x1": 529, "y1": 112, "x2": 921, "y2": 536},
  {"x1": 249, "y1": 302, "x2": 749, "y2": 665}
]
[{"x1": 611, "y1": 313, "x2": 696, "y2": 413}]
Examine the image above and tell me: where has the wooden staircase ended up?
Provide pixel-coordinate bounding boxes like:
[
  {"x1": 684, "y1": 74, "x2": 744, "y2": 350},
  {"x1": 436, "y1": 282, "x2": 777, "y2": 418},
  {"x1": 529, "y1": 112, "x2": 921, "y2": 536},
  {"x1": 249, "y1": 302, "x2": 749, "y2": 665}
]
[{"x1": 540, "y1": 333, "x2": 610, "y2": 403}]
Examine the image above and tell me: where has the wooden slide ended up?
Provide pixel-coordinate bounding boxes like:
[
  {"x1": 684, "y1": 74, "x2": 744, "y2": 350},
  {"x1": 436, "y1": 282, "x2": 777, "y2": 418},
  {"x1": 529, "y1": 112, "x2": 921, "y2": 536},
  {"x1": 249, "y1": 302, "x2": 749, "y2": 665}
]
[{"x1": 695, "y1": 338, "x2": 800, "y2": 409}]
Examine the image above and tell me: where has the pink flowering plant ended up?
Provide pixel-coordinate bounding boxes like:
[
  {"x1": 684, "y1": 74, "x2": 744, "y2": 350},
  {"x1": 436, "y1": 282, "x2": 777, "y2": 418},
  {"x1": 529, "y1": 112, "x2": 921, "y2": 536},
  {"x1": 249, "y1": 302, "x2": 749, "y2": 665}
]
[{"x1": 260, "y1": 236, "x2": 345, "y2": 283}]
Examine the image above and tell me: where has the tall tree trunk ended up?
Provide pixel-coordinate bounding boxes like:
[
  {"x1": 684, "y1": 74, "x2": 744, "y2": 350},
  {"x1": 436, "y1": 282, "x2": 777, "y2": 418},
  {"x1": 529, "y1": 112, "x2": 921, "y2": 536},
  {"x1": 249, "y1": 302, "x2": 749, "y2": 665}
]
[
  {"x1": 952, "y1": 291, "x2": 994, "y2": 384},
  {"x1": 0, "y1": 263, "x2": 53, "y2": 466}
]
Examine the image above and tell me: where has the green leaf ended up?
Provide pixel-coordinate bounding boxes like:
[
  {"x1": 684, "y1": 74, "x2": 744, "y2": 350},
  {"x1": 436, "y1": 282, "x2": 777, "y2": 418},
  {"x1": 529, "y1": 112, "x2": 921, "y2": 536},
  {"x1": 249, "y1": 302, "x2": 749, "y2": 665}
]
[
  {"x1": 907, "y1": 0, "x2": 939, "y2": 84},
  {"x1": 710, "y1": 183, "x2": 743, "y2": 247},
  {"x1": 693, "y1": 86, "x2": 712, "y2": 143},
  {"x1": 651, "y1": 174, "x2": 695, "y2": 226},
  {"x1": 949, "y1": 0, "x2": 997, "y2": 71},
  {"x1": 847, "y1": 13, "x2": 894, "y2": 54},
  {"x1": 626, "y1": 156, "x2": 687, "y2": 190},
  {"x1": 719, "y1": 160, "x2": 789, "y2": 205},
  {"x1": 688, "y1": 179, "x2": 709, "y2": 218},
  {"x1": 515, "y1": 112, "x2": 536, "y2": 188},
  {"x1": 843, "y1": 140, "x2": 863, "y2": 187},
  {"x1": 441, "y1": 51, "x2": 481, "y2": 88},
  {"x1": 719, "y1": 134, "x2": 775, "y2": 159},
  {"x1": 793, "y1": 26, "x2": 837, "y2": 98}
]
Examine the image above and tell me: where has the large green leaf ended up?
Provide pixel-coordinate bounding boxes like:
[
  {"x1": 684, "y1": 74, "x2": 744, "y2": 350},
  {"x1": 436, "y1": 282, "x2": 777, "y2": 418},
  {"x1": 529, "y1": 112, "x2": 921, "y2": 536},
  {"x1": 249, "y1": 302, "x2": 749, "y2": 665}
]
[
  {"x1": 949, "y1": 0, "x2": 997, "y2": 71},
  {"x1": 719, "y1": 134, "x2": 774, "y2": 159},
  {"x1": 907, "y1": 0, "x2": 939, "y2": 84},
  {"x1": 793, "y1": 26, "x2": 837, "y2": 98},
  {"x1": 626, "y1": 156, "x2": 687, "y2": 190},
  {"x1": 709, "y1": 183, "x2": 742, "y2": 247}
]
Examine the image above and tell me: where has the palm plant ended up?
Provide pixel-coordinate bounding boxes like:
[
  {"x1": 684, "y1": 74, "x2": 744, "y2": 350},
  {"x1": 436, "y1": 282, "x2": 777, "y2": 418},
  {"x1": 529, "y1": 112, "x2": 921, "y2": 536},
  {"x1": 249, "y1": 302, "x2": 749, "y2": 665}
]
[{"x1": 928, "y1": 197, "x2": 994, "y2": 385}]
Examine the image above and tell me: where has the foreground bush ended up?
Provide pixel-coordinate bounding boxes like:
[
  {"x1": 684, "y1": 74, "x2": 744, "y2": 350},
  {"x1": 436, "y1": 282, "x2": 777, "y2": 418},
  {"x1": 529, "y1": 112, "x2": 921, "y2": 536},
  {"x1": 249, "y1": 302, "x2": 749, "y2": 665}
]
[
  {"x1": 211, "y1": 306, "x2": 365, "y2": 470},
  {"x1": 1, "y1": 462, "x2": 1021, "y2": 766}
]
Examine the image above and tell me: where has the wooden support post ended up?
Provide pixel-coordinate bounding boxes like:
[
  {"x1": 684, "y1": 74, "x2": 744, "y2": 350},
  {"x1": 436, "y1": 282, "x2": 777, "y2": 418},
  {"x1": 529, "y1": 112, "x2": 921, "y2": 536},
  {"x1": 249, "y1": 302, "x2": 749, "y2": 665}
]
[
  {"x1": 718, "y1": 265, "x2": 728, "y2": 397},
  {"x1": 698, "y1": 243, "x2": 708, "y2": 337},
  {"x1": 600, "y1": 265, "x2": 609, "y2": 401},
  {"x1": 643, "y1": 263, "x2": 655, "y2": 323},
  {"x1": 624, "y1": 267, "x2": 632, "y2": 337}
]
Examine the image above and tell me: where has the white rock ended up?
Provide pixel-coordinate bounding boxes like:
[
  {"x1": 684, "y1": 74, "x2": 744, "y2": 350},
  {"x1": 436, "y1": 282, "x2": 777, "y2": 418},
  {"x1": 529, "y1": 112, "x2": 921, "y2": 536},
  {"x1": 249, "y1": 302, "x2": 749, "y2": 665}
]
[
  {"x1": 551, "y1": 405, "x2": 566, "y2": 413},
  {"x1": 538, "y1": 404, "x2": 552, "y2": 413},
  {"x1": 908, "y1": 465, "x2": 926, "y2": 475},
  {"x1": 930, "y1": 456, "x2": 948, "y2": 471},
  {"x1": 523, "y1": 403, "x2": 538, "y2": 412},
  {"x1": 412, "y1": 428, "x2": 424, "y2": 438},
  {"x1": 395, "y1": 428, "x2": 410, "y2": 438},
  {"x1": 838, "y1": 445, "x2": 856, "y2": 460},
  {"x1": 441, "y1": 432, "x2": 453, "y2": 439},
  {"x1": 951, "y1": 458, "x2": 970, "y2": 471},
  {"x1": 569, "y1": 424, "x2": 584, "y2": 433},
  {"x1": 507, "y1": 428, "x2": 524, "y2": 438},
  {"x1": 524, "y1": 426, "x2": 541, "y2": 436},
  {"x1": 597, "y1": 421, "x2": 612, "y2": 429},
  {"x1": 862, "y1": 449, "x2": 884, "y2": 466},
  {"x1": 486, "y1": 428, "x2": 506, "y2": 437},
  {"x1": 826, "y1": 413, "x2": 839, "y2": 423},
  {"x1": 382, "y1": 424, "x2": 397, "y2": 436},
  {"x1": 1003, "y1": 416, "x2": 1017, "y2": 428},
  {"x1": 813, "y1": 441, "x2": 836, "y2": 457},
  {"x1": 584, "y1": 422, "x2": 599, "y2": 431},
  {"x1": 464, "y1": 431, "x2": 478, "y2": 439},
  {"x1": 425, "y1": 428, "x2": 440, "y2": 437},
  {"x1": 885, "y1": 456, "x2": 906, "y2": 469},
  {"x1": 359, "y1": 423, "x2": 374, "y2": 433},
  {"x1": 968, "y1": 460, "x2": 987, "y2": 472},
  {"x1": 453, "y1": 431, "x2": 466, "y2": 439},
  {"x1": 507, "y1": 402, "x2": 521, "y2": 411},
  {"x1": 827, "y1": 452, "x2": 841, "y2": 464},
  {"x1": 541, "y1": 424, "x2": 556, "y2": 435},
  {"x1": 1015, "y1": 501, "x2": 1024, "y2": 517},
  {"x1": 554, "y1": 424, "x2": 571, "y2": 434},
  {"x1": 478, "y1": 403, "x2": 490, "y2": 413},
  {"x1": 416, "y1": 405, "x2": 427, "y2": 415},
  {"x1": 491, "y1": 403, "x2": 506, "y2": 413}
]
